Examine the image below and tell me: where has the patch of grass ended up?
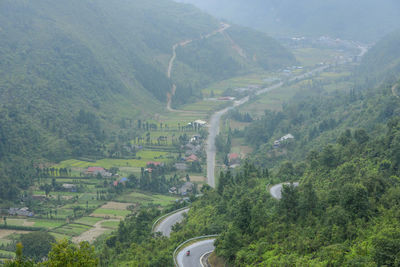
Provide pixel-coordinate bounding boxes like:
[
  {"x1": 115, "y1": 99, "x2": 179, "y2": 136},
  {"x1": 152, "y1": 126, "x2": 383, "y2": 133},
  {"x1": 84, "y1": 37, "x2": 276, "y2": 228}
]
[
  {"x1": 74, "y1": 217, "x2": 103, "y2": 226},
  {"x1": 201, "y1": 73, "x2": 273, "y2": 97},
  {"x1": 100, "y1": 221, "x2": 120, "y2": 229},
  {"x1": 4, "y1": 219, "x2": 25, "y2": 227},
  {"x1": 55, "y1": 150, "x2": 173, "y2": 169},
  {"x1": 0, "y1": 239, "x2": 11, "y2": 246},
  {"x1": 293, "y1": 47, "x2": 345, "y2": 67},
  {"x1": 49, "y1": 232, "x2": 71, "y2": 241},
  {"x1": 116, "y1": 191, "x2": 177, "y2": 207},
  {"x1": 27, "y1": 219, "x2": 65, "y2": 229},
  {"x1": 52, "y1": 224, "x2": 91, "y2": 237},
  {"x1": 0, "y1": 249, "x2": 15, "y2": 257}
]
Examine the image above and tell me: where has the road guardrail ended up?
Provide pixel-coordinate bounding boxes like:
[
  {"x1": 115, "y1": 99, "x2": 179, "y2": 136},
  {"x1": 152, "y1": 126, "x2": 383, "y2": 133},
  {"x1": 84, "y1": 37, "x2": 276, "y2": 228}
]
[{"x1": 173, "y1": 235, "x2": 218, "y2": 267}]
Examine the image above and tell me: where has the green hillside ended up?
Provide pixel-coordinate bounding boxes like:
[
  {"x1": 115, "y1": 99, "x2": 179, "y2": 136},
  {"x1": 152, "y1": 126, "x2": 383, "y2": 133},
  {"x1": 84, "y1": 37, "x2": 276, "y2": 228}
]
[
  {"x1": 0, "y1": 0, "x2": 294, "y2": 200},
  {"x1": 357, "y1": 30, "x2": 400, "y2": 87},
  {"x1": 0, "y1": 0, "x2": 294, "y2": 159}
]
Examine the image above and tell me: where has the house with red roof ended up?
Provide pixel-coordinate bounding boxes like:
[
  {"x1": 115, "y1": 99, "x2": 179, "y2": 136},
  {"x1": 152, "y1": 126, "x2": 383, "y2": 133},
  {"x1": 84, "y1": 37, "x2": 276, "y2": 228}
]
[
  {"x1": 186, "y1": 154, "x2": 199, "y2": 162},
  {"x1": 146, "y1": 161, "x2": 163, "y2": 167},
  {"x1": 86, "y1": 167, "x2": 112, "y2": 177},
  {"x1": 87, "y1": 167, "x2": 105, "y2": 173},
  {"x1": 228, "y1": 153, "x2": 240, "y2": 165}
]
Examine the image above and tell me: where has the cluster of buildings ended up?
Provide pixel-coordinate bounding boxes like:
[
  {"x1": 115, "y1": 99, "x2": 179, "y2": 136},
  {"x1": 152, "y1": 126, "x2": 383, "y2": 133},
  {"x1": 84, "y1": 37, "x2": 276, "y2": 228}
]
[
  {"x1": 86, "y1": 167, "x2": 113, "y2": 177},
  {"x1": 169, "y1": 182, "x2": 194, "y2": 196}
]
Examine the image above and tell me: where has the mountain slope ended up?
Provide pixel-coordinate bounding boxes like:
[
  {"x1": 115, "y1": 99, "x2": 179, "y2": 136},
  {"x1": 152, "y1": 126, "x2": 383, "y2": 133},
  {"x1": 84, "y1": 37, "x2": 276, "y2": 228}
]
[
  {"x1": 0, "y1": 0, "x2": 294, "y2": 200},
  {"x1": 175, "y1": 0, "x2": 400, "y2": 42},
  {"x1": 357, "y1": 30, "x2": 400, "y2": 87},
  {"x1": 0, "y1": 0, "x2": 294, "y2": 155}
]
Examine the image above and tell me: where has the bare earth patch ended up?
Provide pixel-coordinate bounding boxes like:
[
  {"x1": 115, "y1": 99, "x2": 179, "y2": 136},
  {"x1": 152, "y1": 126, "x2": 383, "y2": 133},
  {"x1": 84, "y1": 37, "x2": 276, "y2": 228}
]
[
  {"x1": 22, "y1": 220, "x2": 35, "y2": 227},
  {"x1": 100, "y1": 201, "x2": 133, "y2": 210},
  {"x1": 72, "y1": 219, "x2": 120, "y2": 244},
  {"x1": 0, "y1": 230, "x2": 31, "y2": 239},
  {"x1": 189, "y1": 175, "x2": 207, "y2": 183},
  {"x1": 89, "y1": 214, "x2": 124, "y2": 220}
]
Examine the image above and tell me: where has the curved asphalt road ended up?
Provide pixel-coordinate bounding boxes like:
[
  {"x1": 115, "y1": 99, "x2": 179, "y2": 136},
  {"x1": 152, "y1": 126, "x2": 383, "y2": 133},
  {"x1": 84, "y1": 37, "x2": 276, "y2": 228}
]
[
  {"x1": 177, "y1": 239, "x2": 216, "y2": 267},
  {"x1": 270, "y1": 182, "x2": 299, "y2": 200},
  {"x1": 154, "y1": 208, "x2": 189, "y2": 237}
]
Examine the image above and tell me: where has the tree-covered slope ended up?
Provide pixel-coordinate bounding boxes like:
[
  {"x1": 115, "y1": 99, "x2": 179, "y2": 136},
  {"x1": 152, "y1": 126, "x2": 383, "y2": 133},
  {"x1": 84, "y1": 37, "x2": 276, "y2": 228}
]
[
  {"x1": 0, "y1": 0, "x2": 295, "y2": 200},
  {"x1": 175, "y1": 0, "x2": 400, "y2": 42},
  {"x1": 0, "y1": 0, "x2": 294, "y2": 157},
  {"x1": 357, "y1": 30, "x2": 400, "y2": 87}
]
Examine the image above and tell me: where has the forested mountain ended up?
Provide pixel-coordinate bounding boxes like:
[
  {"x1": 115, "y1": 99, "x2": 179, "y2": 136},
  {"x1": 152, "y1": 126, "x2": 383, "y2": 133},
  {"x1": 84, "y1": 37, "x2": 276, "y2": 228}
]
[
  {"x1": 357, "y1": 30, "x2": 400, "y2": 87},
  {"x1": 175, "y1": 0, "x2": 400, "y2": 42},
  {"x1": 0, "y1": 0, "x2": 293, "y2": 158},
  {"x1": 0, "y1": 0, "x2": 294, "y2": 200}
]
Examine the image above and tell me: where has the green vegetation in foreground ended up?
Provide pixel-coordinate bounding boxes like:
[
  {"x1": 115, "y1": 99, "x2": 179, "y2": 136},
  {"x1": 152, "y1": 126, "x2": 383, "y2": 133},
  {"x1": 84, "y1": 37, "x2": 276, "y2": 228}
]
[{"x1": 96, "y1": 115, "x2": 400, "y2": 266}]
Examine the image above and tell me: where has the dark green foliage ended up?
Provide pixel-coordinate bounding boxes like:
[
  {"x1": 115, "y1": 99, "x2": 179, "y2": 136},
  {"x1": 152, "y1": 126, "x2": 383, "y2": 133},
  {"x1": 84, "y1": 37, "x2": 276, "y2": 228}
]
[{"x1": 19, "y1": 232, "x2": 55, "y2": 262}]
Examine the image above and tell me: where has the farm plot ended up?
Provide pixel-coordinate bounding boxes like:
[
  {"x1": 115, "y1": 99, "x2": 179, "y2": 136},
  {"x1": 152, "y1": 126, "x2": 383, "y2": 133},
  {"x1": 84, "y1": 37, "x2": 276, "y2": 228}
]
[
  {"x1": 74, "y1": 217, "x2": 103, "y2": 226},
  {"x1": 116, "y1": 191, "x2": 177, "y2": 207},
  {"x1": 55, "y1": 151, "x2": 173, "y2": 169},
  {"x1": 91, "y1": 208, "x2": 131, "y2": 219},
  {"x1": 51, "y1": 223, "x2": 91, "y2": 237},
  {"x1": 72, "y1": 219, "x2": 117, "y2": 244}
]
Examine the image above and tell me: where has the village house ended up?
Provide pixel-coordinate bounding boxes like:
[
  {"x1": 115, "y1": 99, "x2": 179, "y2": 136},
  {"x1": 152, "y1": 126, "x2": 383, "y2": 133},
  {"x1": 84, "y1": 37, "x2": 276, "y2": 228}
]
[
  {"x1": 86, "y1": 167, "x2": 113, "y2": 177},
  {"x1": 146, "y1": 161, "x2": 164, "y2": 167},
  {"x1": 62, "y1": 184, "x2": 77, "y2": 192},
  {"x1": 228, "y1": 153, "x2": 241, "y2": 165},
  {"x1": 169, "y1": 186, "x2": 177, "y2": 194},
  {"x1": 179, "y1": 182, "x2": 194, "y2": 196},
  {"x1": 190, "y1": 134, "x2": 201, "y2": 143},
  {"x1": 186, "y1": 154, "x2": 199, "y2": 162},
  {"x1": 184, "y1": 143, "x2": 201, "y2": 156},
  {"x1": 8, "y1": 207, "x2": 34, "y2": 217}
]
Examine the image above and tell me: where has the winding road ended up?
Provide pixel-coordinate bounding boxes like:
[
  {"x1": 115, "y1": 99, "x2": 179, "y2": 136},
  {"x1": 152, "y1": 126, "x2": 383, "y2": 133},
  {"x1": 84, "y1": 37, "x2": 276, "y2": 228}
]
[
  {"x1": 177, "y1": 239, "x2": 216, "y2": 267},
  {"x1": 154, "y1": 208, "x2": 190, "y2": 237},
  {"x1": 166, "y1": 41, "x2": 369, "y2": 267},
  {"x1": 166, "y1": 23, "x2": 231, "y2": 111}
]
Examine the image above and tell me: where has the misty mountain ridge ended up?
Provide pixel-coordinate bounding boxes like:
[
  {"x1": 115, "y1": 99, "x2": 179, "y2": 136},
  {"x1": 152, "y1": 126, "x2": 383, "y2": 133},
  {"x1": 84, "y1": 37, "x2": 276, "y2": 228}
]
[{"x1": 175, "y1": 0, "x2": 400, "y2": 42}]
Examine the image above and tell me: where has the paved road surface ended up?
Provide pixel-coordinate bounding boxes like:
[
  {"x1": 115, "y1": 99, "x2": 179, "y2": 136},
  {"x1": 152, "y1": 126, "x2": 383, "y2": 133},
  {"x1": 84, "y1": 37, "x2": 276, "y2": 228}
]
[
  {"x1": 177, "y1": 239, "x2": 216, "y2": 267},
  {"x1": 270, "y1": 182, "x2": 299, "y2": 200},
  {"x1": 154, "y1": 208, "x2": 189, "y2": 237}
]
